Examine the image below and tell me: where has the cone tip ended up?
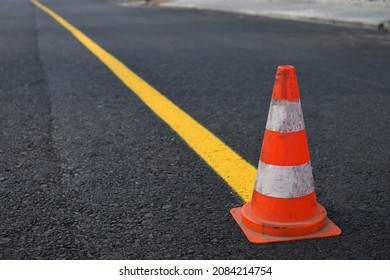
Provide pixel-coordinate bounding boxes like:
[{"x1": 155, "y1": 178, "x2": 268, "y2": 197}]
[
  {"x1": 277, "y1": 65, "x2": 295, "y2": 72},
  {"x1": 272, "y1": 65, "x2": 300, "y2": 101}
]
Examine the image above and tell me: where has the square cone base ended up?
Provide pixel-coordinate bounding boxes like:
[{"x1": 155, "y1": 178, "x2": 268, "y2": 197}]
[{"x1": 230, "y1": 207, "x2": 342, "y2": 244}]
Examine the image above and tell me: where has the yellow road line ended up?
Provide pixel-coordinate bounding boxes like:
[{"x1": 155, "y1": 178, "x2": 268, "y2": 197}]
[{"x1": 31, "y1": 0, "x2": 256, "y2": 202}]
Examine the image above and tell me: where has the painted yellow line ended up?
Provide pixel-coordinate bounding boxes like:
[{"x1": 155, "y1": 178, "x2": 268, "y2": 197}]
[{"x1": 31, "y1": 0, "x2": 256, "y2": 202}]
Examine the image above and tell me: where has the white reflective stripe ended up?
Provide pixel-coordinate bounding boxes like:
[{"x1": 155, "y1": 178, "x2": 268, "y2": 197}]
[
  {"x1": 254, "y1": 161, "x2": 315, "y2": 198},
  {"x1": 266, "y1": 99, "x2": 305, "y2": 132}
]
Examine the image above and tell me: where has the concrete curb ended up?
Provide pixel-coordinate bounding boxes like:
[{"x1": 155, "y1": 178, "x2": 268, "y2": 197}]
[{"x1": 159, "y1": 0, "x2": 390, "y2": 31}]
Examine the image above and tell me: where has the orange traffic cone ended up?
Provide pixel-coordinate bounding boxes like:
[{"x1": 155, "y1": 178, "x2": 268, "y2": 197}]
[{"x1": 231, "y1": 65, "x2": 341, "y2": 243}]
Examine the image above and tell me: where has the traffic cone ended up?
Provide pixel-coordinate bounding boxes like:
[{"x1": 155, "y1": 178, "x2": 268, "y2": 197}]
[{"x1": 230, "y1": 65, "x2": 341, "y2": 243}]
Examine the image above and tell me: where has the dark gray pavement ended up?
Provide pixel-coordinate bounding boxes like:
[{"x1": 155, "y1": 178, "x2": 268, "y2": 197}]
[{"x1": 0, "y1": 0, "x2": 389, "y2": 259}]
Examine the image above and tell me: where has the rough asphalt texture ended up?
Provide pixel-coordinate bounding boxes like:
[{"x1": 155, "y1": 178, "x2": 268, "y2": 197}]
[{"x1": 0, "y1": 0, "x2": 389, "y2": 259}]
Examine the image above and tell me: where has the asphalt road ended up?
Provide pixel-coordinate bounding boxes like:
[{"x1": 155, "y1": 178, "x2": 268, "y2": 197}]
[{"x1": 0, "y1": 0, "x2": 389, "y2": 259}]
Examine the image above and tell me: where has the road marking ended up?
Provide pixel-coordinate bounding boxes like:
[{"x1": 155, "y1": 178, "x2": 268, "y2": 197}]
[{"x1": 32, "y1": 0, "x2": 256, "y2": 202}]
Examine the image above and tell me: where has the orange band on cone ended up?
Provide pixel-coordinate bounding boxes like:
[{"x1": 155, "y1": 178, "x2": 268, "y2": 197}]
[
  {"x1": 238, "y1": 190, "x2": 327, "y2": 237},
  {"x1": 251, "y1": 191, "x2": 317, "y2": 222},
  {"x1": 260, "y1": 129, "x2": 310, "y2": 166}
]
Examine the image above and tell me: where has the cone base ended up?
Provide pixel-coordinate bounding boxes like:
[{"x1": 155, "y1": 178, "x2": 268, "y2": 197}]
[{"x1": 231, "y1": 207, "x2": 341, "y2": 244}]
